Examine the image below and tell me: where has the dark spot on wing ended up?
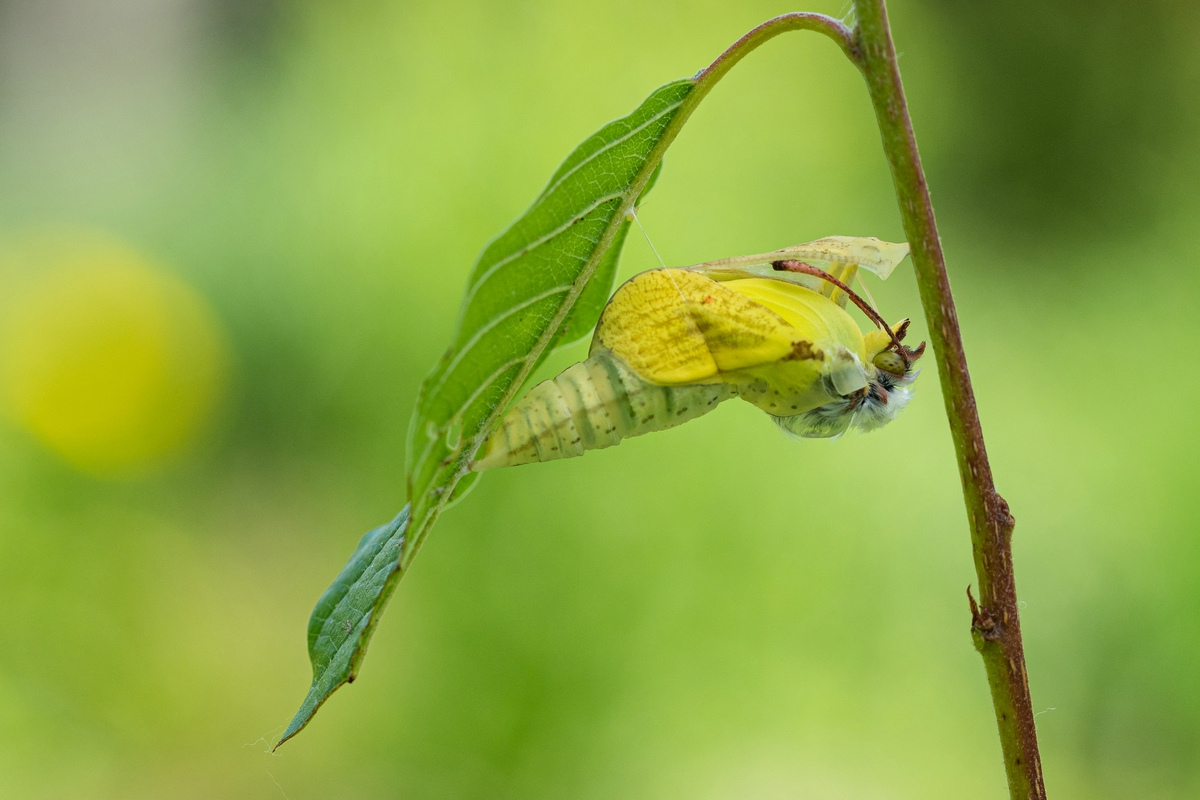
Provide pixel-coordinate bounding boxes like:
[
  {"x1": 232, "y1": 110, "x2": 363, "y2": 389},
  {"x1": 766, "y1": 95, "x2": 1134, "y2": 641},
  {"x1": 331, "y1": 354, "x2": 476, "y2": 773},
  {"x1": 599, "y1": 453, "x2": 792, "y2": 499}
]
[{"x1": 784, "y1": 340, "x2": 823, "y2": 361}]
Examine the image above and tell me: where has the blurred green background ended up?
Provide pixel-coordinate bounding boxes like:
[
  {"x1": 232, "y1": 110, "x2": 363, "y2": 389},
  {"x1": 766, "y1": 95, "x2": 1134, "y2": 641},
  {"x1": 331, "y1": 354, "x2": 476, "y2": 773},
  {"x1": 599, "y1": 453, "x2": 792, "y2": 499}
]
[{"x1": 1, "y1": 1, "x2": 1198, "y2": 798}]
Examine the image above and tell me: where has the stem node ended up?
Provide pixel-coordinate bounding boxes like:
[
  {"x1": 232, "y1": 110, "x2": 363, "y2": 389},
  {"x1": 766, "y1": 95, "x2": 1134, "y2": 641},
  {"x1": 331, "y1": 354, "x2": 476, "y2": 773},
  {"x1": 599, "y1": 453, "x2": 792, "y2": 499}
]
[{"x1": 968, "y1": 586, "x2": 1003, "y2": 642}]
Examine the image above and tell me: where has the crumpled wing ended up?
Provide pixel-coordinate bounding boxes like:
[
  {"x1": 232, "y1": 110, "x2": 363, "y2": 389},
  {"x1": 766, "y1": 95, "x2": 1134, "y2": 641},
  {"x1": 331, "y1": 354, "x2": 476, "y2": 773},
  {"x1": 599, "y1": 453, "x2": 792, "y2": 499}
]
[
  {"x1": 590, "y1": 268, "x2": 798, "y2": 385},
  {"x1": 767, "y1": 236, "x2": 910, "y2": 280},
  {"x1": 680, "y1": 235, "x2": 910, "y2": 308}
]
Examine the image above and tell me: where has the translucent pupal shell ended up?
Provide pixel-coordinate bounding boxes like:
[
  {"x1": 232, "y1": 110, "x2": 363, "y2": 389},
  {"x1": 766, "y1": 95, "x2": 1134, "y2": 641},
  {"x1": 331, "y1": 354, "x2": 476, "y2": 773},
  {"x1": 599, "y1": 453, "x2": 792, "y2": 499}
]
[
  {"x1": 682, "y1": 236, "x2": 911, "y2": 306},
  {"x1": 470, "y1": 348, "x2": 731, "y2": 471}
]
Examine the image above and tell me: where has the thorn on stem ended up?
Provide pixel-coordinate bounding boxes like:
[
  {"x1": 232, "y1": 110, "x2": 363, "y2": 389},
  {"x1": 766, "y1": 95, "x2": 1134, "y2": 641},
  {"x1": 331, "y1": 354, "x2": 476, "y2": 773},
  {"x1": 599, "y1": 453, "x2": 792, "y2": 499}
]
[{"x1": 967, "y1": 586, "x2": 1002, "y2": 642}]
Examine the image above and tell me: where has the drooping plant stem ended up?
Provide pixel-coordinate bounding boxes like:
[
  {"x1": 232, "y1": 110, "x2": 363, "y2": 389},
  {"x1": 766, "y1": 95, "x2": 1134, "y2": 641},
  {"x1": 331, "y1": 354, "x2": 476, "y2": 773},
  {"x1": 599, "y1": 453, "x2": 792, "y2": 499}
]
[
  {"x1": 850, "y1": 2, "x2": 1046, "y2": 797},
  {"x1": 694, "y1": 8, "x2": 1047, "y2": 798}
]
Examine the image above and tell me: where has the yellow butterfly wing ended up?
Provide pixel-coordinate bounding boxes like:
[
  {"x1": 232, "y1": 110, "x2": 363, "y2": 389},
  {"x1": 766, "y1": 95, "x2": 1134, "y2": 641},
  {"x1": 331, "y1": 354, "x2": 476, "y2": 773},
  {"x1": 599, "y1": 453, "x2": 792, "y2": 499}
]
[
  {"x1": 591, "y1": 269, "x2": 871, "y2": 415},
  {"x1": 719, "y1": 277, "x2": 872, "y2": 411},
  {"x1": 590, "y1": 269, "x2": 795, "y2": 385}
]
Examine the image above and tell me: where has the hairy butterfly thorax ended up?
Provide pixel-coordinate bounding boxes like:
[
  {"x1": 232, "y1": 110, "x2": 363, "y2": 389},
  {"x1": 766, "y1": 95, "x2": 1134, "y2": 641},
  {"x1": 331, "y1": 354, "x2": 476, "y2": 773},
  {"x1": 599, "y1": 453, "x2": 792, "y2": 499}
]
[{"x1": 471, "y1": 237, "x2": 923, "y2": 471}]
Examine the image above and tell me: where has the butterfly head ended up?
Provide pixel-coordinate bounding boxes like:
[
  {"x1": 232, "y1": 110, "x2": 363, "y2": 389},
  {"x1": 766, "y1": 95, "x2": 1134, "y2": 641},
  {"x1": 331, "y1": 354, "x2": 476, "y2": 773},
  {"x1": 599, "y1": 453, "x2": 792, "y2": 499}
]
[{"x1": 774, "y1": 318, "x2": 924, "y2": 439}]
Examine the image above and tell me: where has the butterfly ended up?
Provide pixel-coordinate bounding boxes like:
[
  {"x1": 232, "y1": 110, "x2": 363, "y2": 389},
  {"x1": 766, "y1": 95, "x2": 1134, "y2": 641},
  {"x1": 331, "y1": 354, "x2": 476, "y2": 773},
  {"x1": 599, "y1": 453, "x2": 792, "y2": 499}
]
[{"x1": 471, "y1": 236, "x2": 923, "y2": 471}]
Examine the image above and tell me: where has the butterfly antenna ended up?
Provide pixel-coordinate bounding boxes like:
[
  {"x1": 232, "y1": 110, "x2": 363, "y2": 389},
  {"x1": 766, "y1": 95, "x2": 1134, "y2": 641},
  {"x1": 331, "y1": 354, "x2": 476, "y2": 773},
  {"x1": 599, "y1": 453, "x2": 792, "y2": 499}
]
[
  {"x1": 772, "y1": 260, "x2": 925, "y2": 365},
  {"x1": 627, "y1": 207, "x2": 666, "y2": 268}
]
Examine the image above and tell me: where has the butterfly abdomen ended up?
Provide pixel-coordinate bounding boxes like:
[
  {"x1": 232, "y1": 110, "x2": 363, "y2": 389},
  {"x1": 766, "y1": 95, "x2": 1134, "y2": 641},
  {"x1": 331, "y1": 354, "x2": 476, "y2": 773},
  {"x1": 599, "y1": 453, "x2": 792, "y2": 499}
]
[{"x1": 470, "y1": 350, "x2": 733, "y2": 472}]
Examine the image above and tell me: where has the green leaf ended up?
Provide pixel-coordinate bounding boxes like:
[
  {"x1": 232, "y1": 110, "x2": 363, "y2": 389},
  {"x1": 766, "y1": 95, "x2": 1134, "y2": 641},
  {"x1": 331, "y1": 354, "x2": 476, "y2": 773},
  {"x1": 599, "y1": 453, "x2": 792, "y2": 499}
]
[
  {"x1": 276, "y1": 506, "x2": 408, "y2": 747},
  {"x1": 281, "y1": 76, "x2": 699, "y2": 745},
  {"x1": 406, "y1": 79, "x2": 694, "y2": 541},
  {"x1": 557, "y1": 158, "x2": 661, "y2": 346}
]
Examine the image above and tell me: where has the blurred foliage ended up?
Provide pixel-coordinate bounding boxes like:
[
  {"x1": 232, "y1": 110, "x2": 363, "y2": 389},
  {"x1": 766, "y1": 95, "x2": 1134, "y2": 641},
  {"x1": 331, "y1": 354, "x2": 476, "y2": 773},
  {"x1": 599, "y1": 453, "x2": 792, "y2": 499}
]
[
  {"x1": 0, "y1": 1, "x2": 1197, "y2": 799},
  {"x1": 925, "y1": 0, "x2": 1200, "y2": 239}
]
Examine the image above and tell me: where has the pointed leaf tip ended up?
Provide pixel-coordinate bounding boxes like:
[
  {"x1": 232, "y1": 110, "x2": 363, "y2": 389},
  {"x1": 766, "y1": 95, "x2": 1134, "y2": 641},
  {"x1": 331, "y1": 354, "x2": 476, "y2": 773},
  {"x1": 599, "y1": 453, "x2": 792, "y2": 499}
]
[{"x1": 276, "y1": 506, "x2": 409, "y2": 748}]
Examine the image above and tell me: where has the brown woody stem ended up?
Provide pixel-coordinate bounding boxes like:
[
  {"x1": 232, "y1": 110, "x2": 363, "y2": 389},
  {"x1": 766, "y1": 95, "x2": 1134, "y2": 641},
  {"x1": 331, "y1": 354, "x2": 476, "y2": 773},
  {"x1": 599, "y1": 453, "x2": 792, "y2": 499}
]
[
  {"x1": 849, "y1": 1, "x2": 1046, "y2": 796},
  {"x1": 693, "y1": 11, "x2": 1046, "y2": 794}
]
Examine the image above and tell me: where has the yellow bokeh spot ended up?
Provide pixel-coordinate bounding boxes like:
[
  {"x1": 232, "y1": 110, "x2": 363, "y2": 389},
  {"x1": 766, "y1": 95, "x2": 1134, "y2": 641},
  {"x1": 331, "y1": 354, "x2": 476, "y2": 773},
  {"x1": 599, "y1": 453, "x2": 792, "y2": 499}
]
[{"x1": 0, "y1": 235, "x2": 229, "y2": 476}]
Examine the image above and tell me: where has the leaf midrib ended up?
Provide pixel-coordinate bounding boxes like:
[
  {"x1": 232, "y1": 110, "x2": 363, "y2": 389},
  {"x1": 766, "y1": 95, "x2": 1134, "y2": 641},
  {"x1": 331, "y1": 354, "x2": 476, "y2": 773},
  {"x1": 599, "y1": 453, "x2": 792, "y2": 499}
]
[
  {"x1": 404, "y1": 124, "x2": 687, "y2": 563},
  {"x1": 453, "y1": 97, "x2": 687, "y2": 324}
]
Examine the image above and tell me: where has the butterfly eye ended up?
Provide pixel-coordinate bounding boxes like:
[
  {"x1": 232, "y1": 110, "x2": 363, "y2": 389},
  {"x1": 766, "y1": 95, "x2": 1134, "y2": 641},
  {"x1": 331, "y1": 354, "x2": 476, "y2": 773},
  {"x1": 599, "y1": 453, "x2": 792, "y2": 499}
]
[{"x1": 873, "y1": 350, "x2": 906, "y2": 376}]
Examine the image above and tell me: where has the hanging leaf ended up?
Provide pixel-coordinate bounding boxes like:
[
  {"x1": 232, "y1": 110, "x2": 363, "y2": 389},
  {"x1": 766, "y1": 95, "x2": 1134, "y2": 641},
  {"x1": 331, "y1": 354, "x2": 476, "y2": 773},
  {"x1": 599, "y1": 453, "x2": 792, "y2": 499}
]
[
  {"x1": 280, "y1": 77, "x2": 698, "y2": 745},
  {"x1": 278, "y1": 508, "x2": 408, "y2": 746}
]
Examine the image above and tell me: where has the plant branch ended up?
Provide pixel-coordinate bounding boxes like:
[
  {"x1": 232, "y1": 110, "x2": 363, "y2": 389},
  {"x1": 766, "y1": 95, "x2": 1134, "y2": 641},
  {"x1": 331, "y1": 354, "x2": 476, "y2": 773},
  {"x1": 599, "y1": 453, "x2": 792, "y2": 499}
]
[
  {"x1": 848, "y1": 1, "x2": 1046, "y2": 797},
  {"x1": 695, "y1": 12, "x2": 859, "y2": 85}
]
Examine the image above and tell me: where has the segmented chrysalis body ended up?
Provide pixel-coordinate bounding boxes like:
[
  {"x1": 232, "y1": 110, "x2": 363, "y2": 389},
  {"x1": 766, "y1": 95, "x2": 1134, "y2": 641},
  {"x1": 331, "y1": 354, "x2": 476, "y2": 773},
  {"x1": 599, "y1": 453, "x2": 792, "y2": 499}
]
[
  {"x1": 469, "y1": 349, "x2": 733, "y2": 471},
  {"x1": 470, "y1": 237, "x2": 922, "y2": 472}
]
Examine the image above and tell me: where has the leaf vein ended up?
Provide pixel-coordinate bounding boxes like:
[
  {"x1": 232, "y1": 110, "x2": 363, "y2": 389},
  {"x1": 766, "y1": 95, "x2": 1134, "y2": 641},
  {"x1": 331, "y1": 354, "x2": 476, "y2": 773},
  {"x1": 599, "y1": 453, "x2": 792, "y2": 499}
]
[
  {"x1": 449, "y1": 356, "x2": 527, "y2": 427},
  {"x1": 410, "y1": 355, "x2": 525, "y2": 482},
  {"x1": 536, "y1": 98, "x2": 684, "y2": 206},
  {"x1": 428, "y1": 283, "x2": 573, "y2": 401},
  {"x1": 459, "y1": 192, "x2": 623, "y2": 309}
]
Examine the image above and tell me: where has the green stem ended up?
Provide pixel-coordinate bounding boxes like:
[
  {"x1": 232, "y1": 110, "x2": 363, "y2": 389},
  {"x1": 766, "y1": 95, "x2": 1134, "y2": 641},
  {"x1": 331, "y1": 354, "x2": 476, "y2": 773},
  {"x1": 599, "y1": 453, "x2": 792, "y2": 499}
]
[
  {"x1": 694, "y1": 12, "x2": 858, "y2": 85},
  {"x1": 850, "y1": 1, "x2": 1046, "y2": 797}
]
